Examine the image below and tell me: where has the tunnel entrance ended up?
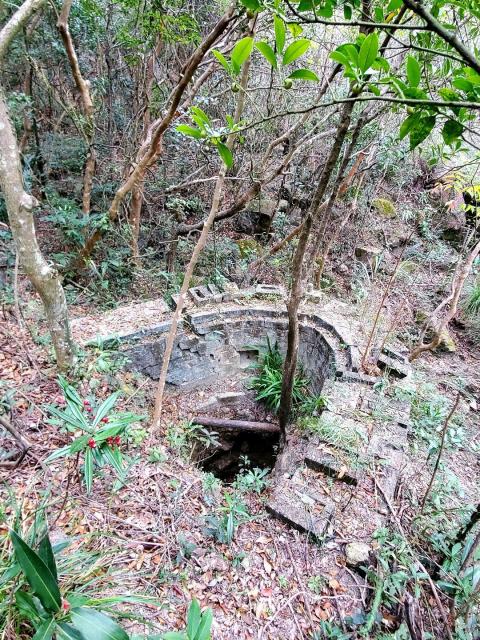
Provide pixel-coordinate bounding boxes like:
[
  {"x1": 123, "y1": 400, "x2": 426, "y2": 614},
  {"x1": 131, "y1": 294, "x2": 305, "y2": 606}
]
[{"x1": 198, "y1": 429, "x2": 280, "y2": 483}]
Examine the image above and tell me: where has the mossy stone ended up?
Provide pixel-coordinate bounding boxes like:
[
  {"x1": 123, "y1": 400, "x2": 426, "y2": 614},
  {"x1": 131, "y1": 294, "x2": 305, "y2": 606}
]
[{"x1": 372, "y1": 197, "x2": 397, "y2": 218}]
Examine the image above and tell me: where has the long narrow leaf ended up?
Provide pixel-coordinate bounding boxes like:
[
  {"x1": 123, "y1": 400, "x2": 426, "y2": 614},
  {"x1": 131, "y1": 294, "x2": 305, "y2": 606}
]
[
  {"x1": 84, "y1": 448, "x2": 93, "y2": 494},
  {"x1": 56, "y1": 622, "x2": 84, "y2": 640},
  {"x1": 71, "y1": 607, "x2": 129, "y2": 640},
  {"x1": 38, "y1": 535, "x2": 58, "y2": 582},
  {"x1": 10, "y1": 531, "x2": 61, "y2": 613},
  {"x1": 92, "y1": 392, "x2": 120, "y2": 428},
  {"x1": 187, "y1": 600, "x2": 201, "y2": 638},
  {"x1": 32, "y1": 618, "x2": 56, "y2": 640}
]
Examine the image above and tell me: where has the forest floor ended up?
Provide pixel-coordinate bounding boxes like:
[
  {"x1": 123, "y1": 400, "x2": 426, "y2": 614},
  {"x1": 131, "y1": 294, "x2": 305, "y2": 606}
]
[{"x1": 1, "y1": 259, "x2": 479, "y2": 638}]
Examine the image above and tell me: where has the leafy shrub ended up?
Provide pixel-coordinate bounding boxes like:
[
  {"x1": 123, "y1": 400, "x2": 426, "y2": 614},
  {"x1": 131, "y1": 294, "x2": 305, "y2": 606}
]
[
  {"x1": 45, "y1": 376, "x2": 144, "y2": 493},
  {"x1": 249, "y1": 339, "x2": 310, "y2": 413},
  {"x1": 464, "y1": 277, "x2": 480, "y2": 316}
]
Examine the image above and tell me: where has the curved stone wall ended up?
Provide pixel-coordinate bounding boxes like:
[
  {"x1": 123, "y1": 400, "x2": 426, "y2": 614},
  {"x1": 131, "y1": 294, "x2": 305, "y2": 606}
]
[{"x1": 124, "y1": 306, "x2": 355, "y2": 395}]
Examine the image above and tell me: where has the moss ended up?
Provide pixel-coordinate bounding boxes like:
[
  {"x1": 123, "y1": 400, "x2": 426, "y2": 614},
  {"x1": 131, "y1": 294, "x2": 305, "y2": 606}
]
[
  {"x1": 372, "y1": 197, "x2": 397, "y2": 218},
  {"x1": 235, "y1": 238, "x2": 262, "y2": 258}
]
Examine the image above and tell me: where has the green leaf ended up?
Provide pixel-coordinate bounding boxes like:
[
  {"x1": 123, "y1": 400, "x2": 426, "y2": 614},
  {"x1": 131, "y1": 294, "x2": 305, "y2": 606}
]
[
  {"x1": 92, "y1": 393, "x2": 119, "y2": 428},
  {"x1": 240, "y1": 0, "x2": 260, "y2": 10},
  {"x1": 71, "y1": 607, "x2": 129, "y2": 640},
  {"x1": 15, "y1": 591, "x2": 42, "y2": 623},
  {"x1": 190, "y1": 106, "x2": 210, "y2": 127},
  {"x1": 211, "y1": 50, "x2": 230, "y2": 74},
  {"x1": 217, "y1": 142, "x2": 233, "y2": 168},
  {"x1": 273, "y1": 15, "x2": 285, "y2": 54},
  {"x1": 453, "y1": 76, "x2": 473, "y2": 92},
  {"x1": 282, "y1": 39, "x2": 311, "y2": 66},
  {"x1": 406, "y1": 56, "x2": 421, "y2": 87},
  {"x1": 230, "y1": 37, "x2": 254, "y2": 74},
  {"x1": 330, "y1": 51, "x2": 350, "y2": 67},
  {"x1": 56, "y1": 623, "x2": 84, "y2": 640},
  {"x1": 286, "y1": 22, "x2": 303, "y2": 38},
  {"x1": 162, "y1": 634, "x2": 185, "y2": 640},
  {"x1": 10, "y1": 531, "x2": 61, "y2": 613},
  {"x1": 409, "y1": 115, "x2": 436, "y2": 149},
  {"x1": 32, "y1": 618, "x2": 56, "y2": 640},
  {"x1": 358, "y1": 32, "x2": 378, "y2": 72},
  {"x1": 288, "y1": 68, "x2": 319, "y2": 81},
  {"x1": 255, "y1": 42, "x2": 277, "y2": 69},
  {"x1": 399, "y1": 112, "x2": 421, "y2": 140},
  {"x1": 387, "y1": 0, "x2": 403, "y2": 10},
  {"x1": 84, "y1": 447, "x2": 93, "y2": 494},
  {"x1": 38, "y1": 535, "x2": 58, "y2": 582},
  {"x1": 187, "y1": 599, "x2": 201, "y2": 638},
  {"x1": 343, "y1": 4, "x2": 352, "y2": 19},
  {"x1": 193, "y1": 609, "x2": 213, "y2": 640},
  {"x1": 176, "y1": 125, "x2": 203, "y2": 139},
  {"x1": 442, "y1": 119, "x2": 464, "y2": 145}
]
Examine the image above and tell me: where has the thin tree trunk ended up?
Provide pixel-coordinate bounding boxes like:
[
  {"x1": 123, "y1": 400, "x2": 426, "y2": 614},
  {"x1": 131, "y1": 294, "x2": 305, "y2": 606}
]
[
  {"x1": 0, "y1": 1, "x2": 75, "y2": 370},
  {"x1": 409, "y1": 237, "x2": 480, "y2": 361},
  {"x1": 129, "y1": 38, "x2": 163, "y2": 267},
  {"x1": 152, "y1": 28, "x2": 252, "y2": 431},
  {"x1": 278, "y1": 97, "x2": 358, "y2": 443},
  {"x1": 420, "y1": 393, "x2": 460, "y2": 512},
  {"x1": 57, "y1": 0, "x2": 95, "y2": 217}
]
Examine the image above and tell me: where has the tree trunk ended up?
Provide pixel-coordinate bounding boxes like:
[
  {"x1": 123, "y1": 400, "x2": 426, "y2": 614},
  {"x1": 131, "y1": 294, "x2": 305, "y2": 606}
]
[
  {"x1": 278, "y1": 98, "x2": 357, "y2": 443},
  {"x1": 0, "y1": 0, "x2": 75, "y2": 370},
  {"x1": 73, "y1": 3, "x2": 236, "y2": 268},
  {"x1": 409, "y1": 237, "x2": 480, "y2": 361},
  {"x1": 0, "y1": 90, "x2": 75, "y2": 370},
  {"x1": 57, "y1": 0, "x2": 96, "y2": 217}
]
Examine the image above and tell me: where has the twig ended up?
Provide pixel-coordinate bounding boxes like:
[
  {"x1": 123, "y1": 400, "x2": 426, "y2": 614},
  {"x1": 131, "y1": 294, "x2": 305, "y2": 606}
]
[
  {"x1": 421, "y1": 393, "x2": 461, "y2": 512},
  {"x1": 285, "y1": 539, "x2": 315, "y2": 631}
]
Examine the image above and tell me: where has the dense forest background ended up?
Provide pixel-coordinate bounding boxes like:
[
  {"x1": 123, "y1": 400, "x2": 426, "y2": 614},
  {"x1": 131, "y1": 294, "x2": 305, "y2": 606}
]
[{"x1": 1, "y1": 1, "x2": 480, "y2": 639}]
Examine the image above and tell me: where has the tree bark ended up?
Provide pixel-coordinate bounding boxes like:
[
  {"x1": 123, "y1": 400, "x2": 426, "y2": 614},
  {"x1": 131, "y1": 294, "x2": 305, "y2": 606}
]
[
  {"x1": 57, "y1": 0, "x2": 95, "y2": 217},
  {"x1": 278, "y1": 97, "x2": 358, "y2": 443},
  {"x1": 0, "y1": 0, "x2": 75, "y2": 370}
]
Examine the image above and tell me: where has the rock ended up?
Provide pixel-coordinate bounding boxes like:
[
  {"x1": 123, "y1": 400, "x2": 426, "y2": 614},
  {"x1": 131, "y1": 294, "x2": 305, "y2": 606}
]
[
  {"x1": 337, "y1": 264, "x2": 349, "y2": 275},
  {"x1": 355, "y1": 245, "x2": 383, "y2": 264},
  {"x1": 305, "y1": 288, "x2": 322, "y2": 304},
  {"x1": 216, "y1": 392, "x2": 246, "y2": 405},
  {"x1": 267, "y1": 476, "x2": 335, "y2": 541},
  {"x1": 372, "y1": 197, "x2": 396, "y2": 218},
  {"x1": 235, "y1": 198, "x2": 277, "y2": 236},
  {"x1": 345, "y1": 542, "x2": 372, "y2": 568},
  {"x1": 278, "y1": 199, "x2": 289, "y2": 212},
  {"x1": 437, "y1": 328, "x2": 457, "y2": 352},
  {"x1": 336, "y1": 370, "x2": 378, "y2": 385}
]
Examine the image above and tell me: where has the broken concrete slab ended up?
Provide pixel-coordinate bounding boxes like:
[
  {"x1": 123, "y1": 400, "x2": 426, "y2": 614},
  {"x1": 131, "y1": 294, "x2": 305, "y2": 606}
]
[
  {"x1": 336, "y1": 370, "x2": 378, "y2": 385},
  {"x1": 70, "y1": 298, "x2": 170, "y2": 345},
  {"x1": 305, "y1": 449, "x2": 362, "y2": 485},
  {"x1": 255, "y1": 283, "x2": 286, "y2": 298},
  {"x1": 189, "y1": 285, "x2": 219, "y2": 306},
  {"x1": 267, "y1": 477, "x2": 335, "y2": 540},
  {"x1": 216, "y1": 392, "x2": 247, "y2": 405},
  {"x1": 377, "y1": 354, "x2": 411, "y2": 379}
]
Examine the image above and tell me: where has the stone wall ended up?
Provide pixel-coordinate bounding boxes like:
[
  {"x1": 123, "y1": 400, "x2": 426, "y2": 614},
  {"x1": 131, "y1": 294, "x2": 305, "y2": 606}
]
[{"x1": 124, "y1": 306, "x2": 353, "y2": 394}]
